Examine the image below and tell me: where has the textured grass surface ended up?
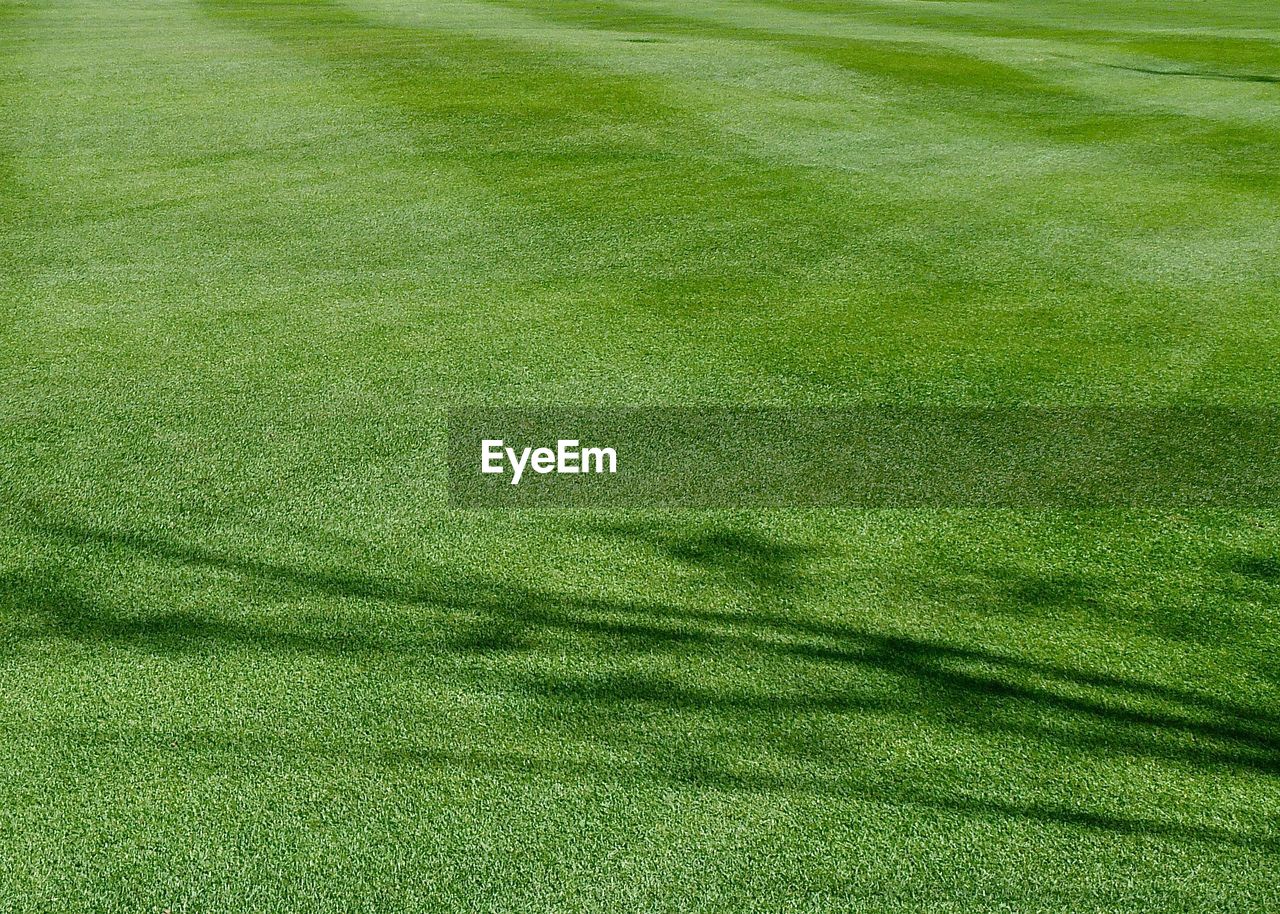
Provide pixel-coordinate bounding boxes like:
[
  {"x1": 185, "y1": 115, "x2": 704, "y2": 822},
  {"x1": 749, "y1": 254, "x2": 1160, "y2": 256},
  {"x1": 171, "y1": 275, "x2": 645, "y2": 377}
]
[{"x1": 2, "y1": 0, "x2": 1279, "y2": 911}]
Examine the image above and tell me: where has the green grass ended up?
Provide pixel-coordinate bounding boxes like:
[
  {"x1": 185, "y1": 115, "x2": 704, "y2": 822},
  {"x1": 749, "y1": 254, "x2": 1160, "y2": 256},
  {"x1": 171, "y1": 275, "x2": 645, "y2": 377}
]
[{"x1": 2, "y1": 0, "x2": 1279, "y2": 910}]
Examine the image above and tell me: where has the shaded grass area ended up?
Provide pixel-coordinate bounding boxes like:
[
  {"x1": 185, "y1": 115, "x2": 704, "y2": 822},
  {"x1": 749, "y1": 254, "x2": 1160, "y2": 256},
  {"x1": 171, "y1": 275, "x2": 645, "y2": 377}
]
[
  {"x1": 1, "y1": 507, "x2": 1278, "y2": 909},
  {"x1": 2, "y1": 509, "x2": 1278, "y2": 903},
  {"x1": 4, "y1": 511, "x2": 1280, "y2": 796}
]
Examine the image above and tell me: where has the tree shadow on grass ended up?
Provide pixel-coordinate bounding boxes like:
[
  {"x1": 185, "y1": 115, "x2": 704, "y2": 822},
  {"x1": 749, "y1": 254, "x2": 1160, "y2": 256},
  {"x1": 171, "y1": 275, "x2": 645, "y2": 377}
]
[
  {"x1": 1235, "y1": 554, "x2": 1280, "y2": 583},
  {"x1": 6, "y1": 510, "x2": 1280, "y2": 850},
  {"x1": 0, "y1": 570, "x2": 392, "y2": 657},
  {"x1": 374, "y1": 744, "x2": 1275, "y2": 853},
  {"x1": 1100, "y1": 62, "x2": 1280, "y2": 85}
]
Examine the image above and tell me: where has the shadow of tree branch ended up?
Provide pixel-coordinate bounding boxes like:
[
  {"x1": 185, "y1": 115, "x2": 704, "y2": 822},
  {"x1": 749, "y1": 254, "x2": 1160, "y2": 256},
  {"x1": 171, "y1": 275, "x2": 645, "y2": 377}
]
[{"x1": 5, "y1": 509, "x2": 1279, "y2": 851}]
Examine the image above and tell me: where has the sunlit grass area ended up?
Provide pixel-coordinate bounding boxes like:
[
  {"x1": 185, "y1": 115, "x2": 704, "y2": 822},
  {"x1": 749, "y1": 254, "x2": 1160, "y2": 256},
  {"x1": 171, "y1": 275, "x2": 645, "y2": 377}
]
[{"x1": 1, "y1": 0, "x2": 1278, "y2": 910}]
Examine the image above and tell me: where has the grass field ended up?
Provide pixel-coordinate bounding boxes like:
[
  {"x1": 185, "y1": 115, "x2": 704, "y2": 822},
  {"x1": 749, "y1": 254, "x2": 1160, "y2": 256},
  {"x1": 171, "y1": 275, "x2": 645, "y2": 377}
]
[{"x1": 2, "y1": 0, "x2": 1280, "y2": 910}]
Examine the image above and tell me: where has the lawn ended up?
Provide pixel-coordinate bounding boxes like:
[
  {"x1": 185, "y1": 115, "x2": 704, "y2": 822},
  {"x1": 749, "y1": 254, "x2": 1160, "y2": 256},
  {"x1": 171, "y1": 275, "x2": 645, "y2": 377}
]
[{"x1": 1, "y1": 0, "x2": 1279, "y2": 910}]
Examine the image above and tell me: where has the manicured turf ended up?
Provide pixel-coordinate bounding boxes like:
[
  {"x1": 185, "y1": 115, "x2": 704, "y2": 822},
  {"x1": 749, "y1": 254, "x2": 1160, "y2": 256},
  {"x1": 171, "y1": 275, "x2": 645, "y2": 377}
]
[{"x1": 2, "y1": 0, "x2": 1279, "y2": 910}]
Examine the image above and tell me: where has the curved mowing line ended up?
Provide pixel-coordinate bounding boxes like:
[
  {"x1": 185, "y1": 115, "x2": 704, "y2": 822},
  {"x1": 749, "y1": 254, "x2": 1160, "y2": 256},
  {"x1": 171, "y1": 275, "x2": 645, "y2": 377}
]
[
  {"x1": 480, "y1": 0, "x2": 1047, "y2": 94},
  {"x1": 454, "y1": 0, "x2": 1280, "y2": 186},
  {"x1": 190, "y1": 0, "x2": 938, "y2": 300}
]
